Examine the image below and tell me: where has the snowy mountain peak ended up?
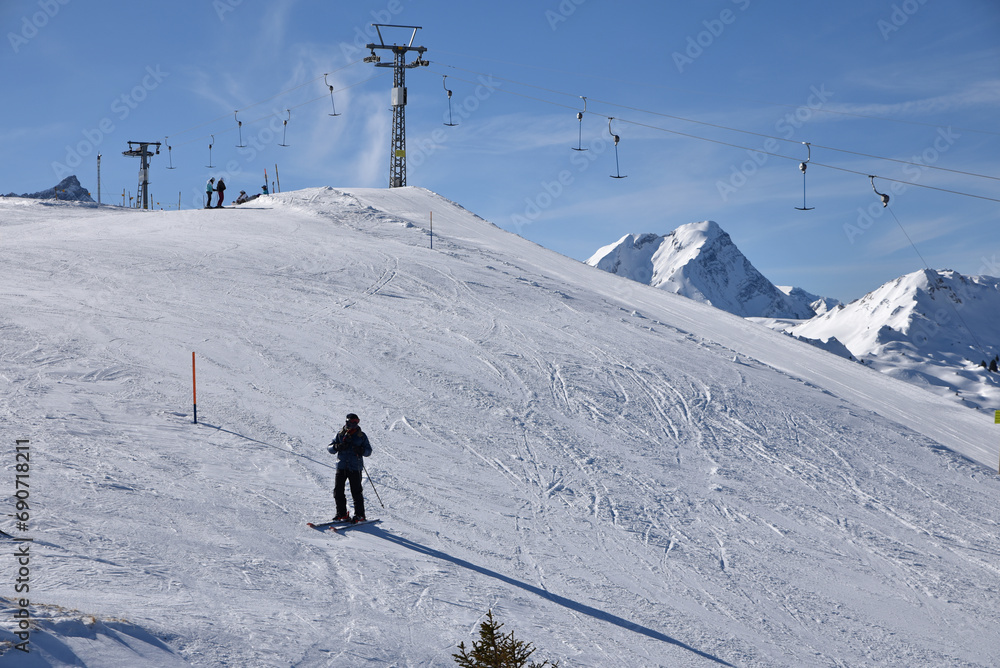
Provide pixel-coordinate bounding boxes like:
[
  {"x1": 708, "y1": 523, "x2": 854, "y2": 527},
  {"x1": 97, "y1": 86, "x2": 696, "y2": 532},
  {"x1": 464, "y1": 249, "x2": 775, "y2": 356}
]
[
  {"x1": 795, "y1": 268, "x2": 998, "y2": 353},
  {"x1": 3, "y1": 174, "x2": 95, "y2": 202},
  {"x1": 670, "y1": 218, "x2": 723, "y2": 245},
  {"x1": 792, "y1": 267, "x2": 1000, "y2": 410},
  {"x1": 587, "y1": 220, "x2": 815, "y2": 319}
]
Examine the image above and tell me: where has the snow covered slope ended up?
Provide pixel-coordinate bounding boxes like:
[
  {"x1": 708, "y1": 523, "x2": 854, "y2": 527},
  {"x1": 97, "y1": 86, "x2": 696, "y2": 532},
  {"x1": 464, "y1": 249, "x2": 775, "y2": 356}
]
[
  {"x1": 792, "y1": 268, "x2": 1000, "y2": 412},
  {"x1": 586, "y1": 222, "x2": 815, "y2": 319},
  {"x1": 1, "y1": 189, "x2": 999, "y2": 667}
]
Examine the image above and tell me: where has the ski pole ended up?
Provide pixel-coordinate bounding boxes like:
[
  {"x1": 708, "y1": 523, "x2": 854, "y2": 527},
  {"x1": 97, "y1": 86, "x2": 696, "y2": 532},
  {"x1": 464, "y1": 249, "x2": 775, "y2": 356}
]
[{"x1": 362, "y1": 461, "x2": 384, "y2": 509}]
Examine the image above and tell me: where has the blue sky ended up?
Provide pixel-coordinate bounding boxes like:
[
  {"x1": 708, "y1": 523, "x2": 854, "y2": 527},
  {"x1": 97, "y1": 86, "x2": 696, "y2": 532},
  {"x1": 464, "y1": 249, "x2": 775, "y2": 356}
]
[{"x1": 3, "y1": 0, "x2": 998, "y2": 301}]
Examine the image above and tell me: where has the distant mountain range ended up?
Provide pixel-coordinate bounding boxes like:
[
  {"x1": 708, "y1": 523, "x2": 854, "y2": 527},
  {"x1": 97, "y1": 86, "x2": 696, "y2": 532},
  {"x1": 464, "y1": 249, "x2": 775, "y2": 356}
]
[
  {"x1": 588, "y1": 223, "x2": 1000, "y2": 412},
  {"x1": 775, "y1": 285, "x2": 841, "y2": 316},
  {"x1": 4, "y1": 175, "x2": 95, "y2": 202}
]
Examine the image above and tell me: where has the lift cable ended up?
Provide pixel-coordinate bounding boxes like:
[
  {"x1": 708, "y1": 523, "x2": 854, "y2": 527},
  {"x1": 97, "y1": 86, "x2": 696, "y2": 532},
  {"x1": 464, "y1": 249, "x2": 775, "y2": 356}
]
[
  {"x1": 169, "y1": 72, "x2": 387, "y2": 149},
  {"x1": 432, "y1": 63, "x2": 1000, "y2": 183},
  {"x1": 165, "y1": 59, "x2": 365, "y2": 142},
  {"x1": 614, "y1": 115, "x2": 1000, "y2": 204},
  {"x1": 430, "y1": 67, "x2": 1000, "y2": 202},
  {"x1": 432, "y1": 50, "x2": 1000, "y2": 138}
]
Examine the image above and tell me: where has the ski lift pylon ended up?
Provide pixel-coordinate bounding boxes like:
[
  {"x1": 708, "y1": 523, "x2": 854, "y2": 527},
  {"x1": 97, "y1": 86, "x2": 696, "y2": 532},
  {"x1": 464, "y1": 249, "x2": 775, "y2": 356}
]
[{"x1": 795, "y1": 142, "x2": 814, "y2": 210}]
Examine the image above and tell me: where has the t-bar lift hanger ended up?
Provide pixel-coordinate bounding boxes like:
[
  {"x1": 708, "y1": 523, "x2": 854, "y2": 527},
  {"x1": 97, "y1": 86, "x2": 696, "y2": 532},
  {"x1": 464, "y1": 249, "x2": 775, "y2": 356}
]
[
  {"x1": 572, "y1": 96, "x2": 587, "y2": 151},
  {"x1": 870, "y1": 175, "x2": 890, "y2": 207},
  {"x1": 279, "y1": 110, "x2": 291, "y2": 147},
  {"x1": 795, "y1": 142, "x2": 815, "y2": 210},
  {"x1": 325, "y1": 74, "x2": 341, "y2": 116},
  {"x1": 442, "y1": 75, "x2": 458, "y2": 126},
  {"x1": 608, "y1": 117, "x2": 626, "y2": 178}
]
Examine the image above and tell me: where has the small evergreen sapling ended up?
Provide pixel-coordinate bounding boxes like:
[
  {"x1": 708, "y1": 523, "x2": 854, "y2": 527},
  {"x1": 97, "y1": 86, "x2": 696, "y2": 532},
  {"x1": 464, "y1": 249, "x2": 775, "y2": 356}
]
[{"x1": 453, "y1": 610, "x2": 559, "y2": 668}]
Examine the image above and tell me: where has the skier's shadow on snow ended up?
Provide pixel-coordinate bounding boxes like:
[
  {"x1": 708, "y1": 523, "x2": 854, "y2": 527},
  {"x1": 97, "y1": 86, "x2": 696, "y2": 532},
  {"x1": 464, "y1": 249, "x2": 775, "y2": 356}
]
[{"x1": 372, "y1": 530, "x2": 734, "y2": 666}]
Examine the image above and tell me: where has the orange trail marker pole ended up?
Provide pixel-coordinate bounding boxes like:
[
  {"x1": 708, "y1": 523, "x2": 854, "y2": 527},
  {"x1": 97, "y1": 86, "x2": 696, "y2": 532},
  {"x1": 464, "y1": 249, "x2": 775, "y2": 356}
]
[{"x1": 192, "y1": 352, "x2": 198, "y2": 424}]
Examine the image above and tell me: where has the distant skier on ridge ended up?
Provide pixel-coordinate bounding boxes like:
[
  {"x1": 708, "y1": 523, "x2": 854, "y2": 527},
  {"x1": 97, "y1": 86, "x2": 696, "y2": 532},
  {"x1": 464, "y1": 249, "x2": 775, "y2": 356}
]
[
  {"x1": 205, "y1": 177, "x2": 214, "y2": 209},
  {"x1": 328, "y1": 413, "x2": 372, "y2": 522}
]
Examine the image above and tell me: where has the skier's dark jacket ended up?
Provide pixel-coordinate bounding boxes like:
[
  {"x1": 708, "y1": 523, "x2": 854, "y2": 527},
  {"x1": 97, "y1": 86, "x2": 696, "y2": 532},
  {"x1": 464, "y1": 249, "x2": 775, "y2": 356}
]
[{"x1": 328, "y1": 427, "x2": 372, "y2": 471}]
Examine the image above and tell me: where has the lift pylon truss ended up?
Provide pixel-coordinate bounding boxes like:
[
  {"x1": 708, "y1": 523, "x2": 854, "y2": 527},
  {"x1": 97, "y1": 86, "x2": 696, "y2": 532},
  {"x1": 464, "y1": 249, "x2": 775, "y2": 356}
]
[{"x1": 366, "y1": 24, "x2": 429, "y2": 188}]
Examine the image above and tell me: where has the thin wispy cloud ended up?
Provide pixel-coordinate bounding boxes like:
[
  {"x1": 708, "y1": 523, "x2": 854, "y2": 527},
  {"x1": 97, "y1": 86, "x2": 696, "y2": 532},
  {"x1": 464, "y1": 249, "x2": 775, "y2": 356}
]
[{"x1": 823, "y1": 80, "x2": 1000, "y2": 123}]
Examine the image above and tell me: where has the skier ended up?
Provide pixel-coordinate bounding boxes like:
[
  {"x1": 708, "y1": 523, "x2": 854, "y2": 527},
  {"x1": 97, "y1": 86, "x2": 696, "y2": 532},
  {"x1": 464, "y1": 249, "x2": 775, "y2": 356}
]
[
  {"x1": 205, "y1": 178, "x2": 215, "y2": 208},
  {"x1": 235, "y1": 190, "x2": 249, "y2": 204},
  {"x1": 328, "y1": 413, "x2": 372, "y2": 522},
  {"x1": 215, "y1": 177, "x2": 227, "y2": 208}
]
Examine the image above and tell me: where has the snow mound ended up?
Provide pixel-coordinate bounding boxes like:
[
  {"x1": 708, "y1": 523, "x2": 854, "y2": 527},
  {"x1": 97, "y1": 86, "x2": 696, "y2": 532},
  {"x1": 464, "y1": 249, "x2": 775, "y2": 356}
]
[
  {"x1": 789, "y1": 332, "x2": 854, "y2": 359},
  {"x1": 0, "y1": 598, "x2": 188, "y2": 667}
]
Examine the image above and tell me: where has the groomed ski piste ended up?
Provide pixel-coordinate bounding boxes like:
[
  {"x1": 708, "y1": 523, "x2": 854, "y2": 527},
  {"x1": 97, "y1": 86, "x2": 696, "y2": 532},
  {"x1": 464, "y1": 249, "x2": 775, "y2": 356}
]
[{"x1": 1, "y1": 187, "x2": 998, "y2": 667}]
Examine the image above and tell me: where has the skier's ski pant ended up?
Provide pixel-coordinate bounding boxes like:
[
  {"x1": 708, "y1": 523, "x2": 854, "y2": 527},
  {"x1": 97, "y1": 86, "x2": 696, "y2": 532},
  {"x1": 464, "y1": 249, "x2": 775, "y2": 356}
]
[{"x1": 334, "y1": 469, "x2": 365, "y2": 518}]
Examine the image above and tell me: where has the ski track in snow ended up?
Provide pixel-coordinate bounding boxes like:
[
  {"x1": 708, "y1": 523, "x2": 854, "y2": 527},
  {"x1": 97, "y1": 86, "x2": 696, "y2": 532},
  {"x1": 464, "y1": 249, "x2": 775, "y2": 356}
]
[{"x1": 0, "y1": 189, "x2": 998, "y2": 666}]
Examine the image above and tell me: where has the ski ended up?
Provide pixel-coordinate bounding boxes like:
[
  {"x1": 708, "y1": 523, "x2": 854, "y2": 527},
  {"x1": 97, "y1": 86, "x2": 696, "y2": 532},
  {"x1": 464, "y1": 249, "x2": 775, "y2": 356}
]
[
  {"x1": 307, "y1": 518, "x2": 380, "y2": 532},
  {"x1": 306, "y1": 519, "x2": 352, "y2": 530},
  {"x1": 331, "y1": 519, "x2": 380, "y2": 532}
]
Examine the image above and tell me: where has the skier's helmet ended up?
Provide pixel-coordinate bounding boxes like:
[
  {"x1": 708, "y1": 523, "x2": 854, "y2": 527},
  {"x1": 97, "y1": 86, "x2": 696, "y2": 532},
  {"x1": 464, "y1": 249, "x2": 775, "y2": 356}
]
[{"x1": 346, "y1": 413, "x2": 360, "y2": 423}]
